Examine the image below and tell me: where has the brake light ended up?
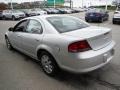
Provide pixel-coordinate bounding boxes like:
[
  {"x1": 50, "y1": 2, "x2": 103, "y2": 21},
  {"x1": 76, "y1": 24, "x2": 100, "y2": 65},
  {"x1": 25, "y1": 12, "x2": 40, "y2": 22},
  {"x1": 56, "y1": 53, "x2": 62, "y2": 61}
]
[
  {"x1": 68, "y1": 40, "x2": 92, "y2": 52},
  {"x1": 114, "y1": 12, "x2": 119, "y2": 14}
]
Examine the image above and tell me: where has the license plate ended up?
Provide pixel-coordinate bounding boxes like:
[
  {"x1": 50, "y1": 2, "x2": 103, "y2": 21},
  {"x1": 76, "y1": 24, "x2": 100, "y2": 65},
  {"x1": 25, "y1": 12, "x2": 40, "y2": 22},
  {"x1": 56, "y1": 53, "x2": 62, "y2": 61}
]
[{"x1": 90, "y1": 14, "x2": 94, "y2": 16}]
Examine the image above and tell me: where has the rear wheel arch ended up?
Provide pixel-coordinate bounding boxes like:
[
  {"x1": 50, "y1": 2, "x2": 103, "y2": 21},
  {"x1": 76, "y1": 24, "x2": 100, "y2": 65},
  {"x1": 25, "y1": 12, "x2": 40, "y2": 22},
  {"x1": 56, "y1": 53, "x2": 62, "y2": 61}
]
[
  {"x1": 37, "y1": 49, "x2": 58, "y2": 64},
  {"x1": 37, "y1": 49, "x2": 60, "y2": 76}
]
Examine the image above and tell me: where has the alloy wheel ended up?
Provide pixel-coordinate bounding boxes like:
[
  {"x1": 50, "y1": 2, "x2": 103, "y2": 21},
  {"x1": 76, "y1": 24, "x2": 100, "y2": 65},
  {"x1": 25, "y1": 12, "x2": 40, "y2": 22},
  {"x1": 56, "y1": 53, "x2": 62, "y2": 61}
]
[{"x1": 41, "y1": 55, "x2": 53, "y2": 74}]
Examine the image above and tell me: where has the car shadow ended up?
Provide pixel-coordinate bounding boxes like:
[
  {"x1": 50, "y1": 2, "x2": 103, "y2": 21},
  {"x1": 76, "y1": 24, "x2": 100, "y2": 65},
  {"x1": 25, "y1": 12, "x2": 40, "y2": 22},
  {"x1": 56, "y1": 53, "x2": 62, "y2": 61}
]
[
  {"x1": 12, "y1": 47, "x2": 107, "y2": 89},
  {"x1": 10, "y1": 48, "x2": 117, "y2": 89}
]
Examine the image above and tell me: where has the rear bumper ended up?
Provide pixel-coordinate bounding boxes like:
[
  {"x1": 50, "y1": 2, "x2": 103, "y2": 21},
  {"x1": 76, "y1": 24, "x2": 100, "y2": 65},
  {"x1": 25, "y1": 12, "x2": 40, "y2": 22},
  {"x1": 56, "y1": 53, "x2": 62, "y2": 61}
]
[
  {"x1": 113, "y1": 18, "x2": 120, "y2": 22},
  {"x1": 85, "y1": 16, "x2": 101, "y2": 21},
  {"x1": 59, "y1": 41, "x2": 115, "y2": 73}
]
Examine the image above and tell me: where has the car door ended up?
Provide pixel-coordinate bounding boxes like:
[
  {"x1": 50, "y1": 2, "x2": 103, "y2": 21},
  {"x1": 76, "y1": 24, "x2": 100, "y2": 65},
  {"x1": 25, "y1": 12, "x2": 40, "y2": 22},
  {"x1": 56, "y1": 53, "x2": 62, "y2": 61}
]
[
  {"x1": 20, "y1": 19, "x2": 44, "y2": 57},
  {"x1": 9, "y1": 10, "x2": 13, "y2": 19},
  {"x1": 4, "y1": 10, "x2": 9, "y2": 18},
  {"x1": 7, "y1": 10, "x2": 11, "y2": 19},
  {"x1": 9, "y1": 20, "x2": 29, "y2": 50},
  {"x1": 5, "y1": 10, "x2": 11, "y2": 19}
]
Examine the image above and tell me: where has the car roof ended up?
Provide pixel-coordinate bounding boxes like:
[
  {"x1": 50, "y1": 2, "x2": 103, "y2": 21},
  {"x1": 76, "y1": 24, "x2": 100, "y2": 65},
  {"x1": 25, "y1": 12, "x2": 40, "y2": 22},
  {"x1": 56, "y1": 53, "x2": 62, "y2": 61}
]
[
  {"x1": 87, "y1": 9, "x2": 105, "y2": 12},
  {"x1": 24, "y1": 15, "x2": 74, "y2": 20}
]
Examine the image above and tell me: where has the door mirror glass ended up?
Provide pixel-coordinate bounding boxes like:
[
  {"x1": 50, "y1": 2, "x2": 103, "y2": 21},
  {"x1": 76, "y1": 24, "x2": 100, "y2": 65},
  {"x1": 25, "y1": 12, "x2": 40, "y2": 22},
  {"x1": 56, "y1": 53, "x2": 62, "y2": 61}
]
[{"x1": 8, "y1": 27, "x2": 14, "y2": 31}]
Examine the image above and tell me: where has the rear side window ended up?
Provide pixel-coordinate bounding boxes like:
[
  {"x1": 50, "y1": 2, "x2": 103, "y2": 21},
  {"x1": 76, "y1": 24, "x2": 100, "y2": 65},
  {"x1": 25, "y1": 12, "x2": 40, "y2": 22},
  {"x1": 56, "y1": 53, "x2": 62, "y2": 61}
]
[
  {"x1": 3, "y1": 10, "x2": 8, "y2": 13},
  {"x1": 26, "y1": 19, "x2": 43, "y2": 34},
  {"x1": 47, "y1": 16, "x2": 89, "y2": 33}
]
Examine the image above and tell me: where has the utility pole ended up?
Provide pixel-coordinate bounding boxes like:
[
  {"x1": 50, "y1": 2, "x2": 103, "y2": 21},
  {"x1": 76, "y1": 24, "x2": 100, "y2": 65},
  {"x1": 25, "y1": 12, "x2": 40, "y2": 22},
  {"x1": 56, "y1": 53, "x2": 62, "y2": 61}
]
[
  {"x1": 70, "y1": 0, "x2": 72, "y2": 8},
  {"x1": 82, "y1": 0, "x2": 83, "y2": 8},
  {"x1": 105, "y1": 0, "x2": 108, "y2": 10},
  {"x1": 44, "y1": 0, "x2": 46, "y2": 8},
  {"x1": 54, "y1": 0, "x2": 55, "y2": 8},
  {"x1": 10, "y1": 0, "x2": 13, "y2": 10}
]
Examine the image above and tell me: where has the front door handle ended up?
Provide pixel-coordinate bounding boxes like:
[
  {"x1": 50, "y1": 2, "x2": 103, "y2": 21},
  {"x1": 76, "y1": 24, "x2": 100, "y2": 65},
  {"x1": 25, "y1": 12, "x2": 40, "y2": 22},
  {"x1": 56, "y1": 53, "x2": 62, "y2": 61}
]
[
  {"x1": 35, "y1": 39, "x2": 40, "y2": 42},
  {"x1": 17, "y1": 35, "x2": 21, "y2": 37}
]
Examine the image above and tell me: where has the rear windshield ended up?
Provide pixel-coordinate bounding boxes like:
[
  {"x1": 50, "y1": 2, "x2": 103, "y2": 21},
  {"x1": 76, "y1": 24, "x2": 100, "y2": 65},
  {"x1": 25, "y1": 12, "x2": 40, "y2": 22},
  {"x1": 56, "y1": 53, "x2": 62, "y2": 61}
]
[
  {"x1": 12, "y1": 10, "x2": 22, "y2": 13},
  {"x1": 47, "y1": 16, "x2": 89, "y2": 33},
  {"x1": 88, "y1": 9, "x2": 105, "y2": 13}
]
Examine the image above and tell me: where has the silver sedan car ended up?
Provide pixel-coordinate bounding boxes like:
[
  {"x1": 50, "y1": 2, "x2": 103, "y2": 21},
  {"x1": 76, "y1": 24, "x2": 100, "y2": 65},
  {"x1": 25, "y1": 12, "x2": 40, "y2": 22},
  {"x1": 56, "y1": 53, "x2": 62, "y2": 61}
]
[{"x1": 5, "y1": 15, "x2": 115, "y2": 76}]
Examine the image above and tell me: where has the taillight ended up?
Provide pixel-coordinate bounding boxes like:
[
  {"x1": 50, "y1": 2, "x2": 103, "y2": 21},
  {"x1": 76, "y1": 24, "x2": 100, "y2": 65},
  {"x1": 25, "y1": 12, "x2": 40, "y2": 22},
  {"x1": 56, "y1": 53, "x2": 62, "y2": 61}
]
[
  {"x1": 114, "y1": 12, "x2": 119, "y2": 14},
  {"x1": 68, "y1": 40, "x2": 92, "y2": 53}
]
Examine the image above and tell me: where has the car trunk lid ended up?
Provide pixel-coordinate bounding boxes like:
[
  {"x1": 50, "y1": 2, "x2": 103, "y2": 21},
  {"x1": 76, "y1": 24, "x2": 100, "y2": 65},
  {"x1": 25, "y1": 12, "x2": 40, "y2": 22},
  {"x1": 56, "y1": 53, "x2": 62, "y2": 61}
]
[{"x1": 62, "y1": 26, "x2": 112, "y2": 51}]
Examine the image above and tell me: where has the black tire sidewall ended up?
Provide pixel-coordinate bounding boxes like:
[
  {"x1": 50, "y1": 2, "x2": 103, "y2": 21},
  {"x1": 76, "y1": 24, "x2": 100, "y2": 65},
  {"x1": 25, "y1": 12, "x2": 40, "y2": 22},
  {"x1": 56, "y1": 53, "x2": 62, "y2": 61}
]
[
  {"x1": 5, "y1": 37, "x2": 12, "y2": 50},
  {"x1": 12, "y1": 16, "x2": 15, "y2": 21},
  {"x1": 3, "y1": 16, "x2": 6, "y2": 20},
  {"x1": 113, "y1": 19, "x2": 116, "y2": 24}
]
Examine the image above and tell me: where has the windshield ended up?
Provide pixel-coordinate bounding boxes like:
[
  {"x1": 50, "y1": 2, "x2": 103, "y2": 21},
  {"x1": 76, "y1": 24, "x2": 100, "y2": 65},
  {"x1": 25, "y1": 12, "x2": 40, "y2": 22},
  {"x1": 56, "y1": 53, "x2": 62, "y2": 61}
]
[
  {"x1": 47, "y1": 16, "x2": 89, "y2": 33},
  {"x1": 88, "y1": 9, "x2": 104, "y2": 13},
  {"x1": 12, "y1": 10, "x2": 22, "y2": 13},
  {"x1": 32, "y1": 8, "x2": 42, "y2": 11}
]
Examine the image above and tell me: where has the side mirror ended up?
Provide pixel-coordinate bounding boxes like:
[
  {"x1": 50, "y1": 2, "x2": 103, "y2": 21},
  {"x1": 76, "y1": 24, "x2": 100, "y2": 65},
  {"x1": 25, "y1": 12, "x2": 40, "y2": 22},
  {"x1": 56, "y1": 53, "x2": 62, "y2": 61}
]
[{"x1": 8, "y1": 27, "x2": 14, "y2": 31}]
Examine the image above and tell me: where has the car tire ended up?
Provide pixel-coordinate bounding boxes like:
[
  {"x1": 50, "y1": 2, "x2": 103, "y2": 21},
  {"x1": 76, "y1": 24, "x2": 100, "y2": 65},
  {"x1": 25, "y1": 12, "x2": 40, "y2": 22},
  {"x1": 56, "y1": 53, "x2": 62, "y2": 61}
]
[
  {"x1": 5, "y1": 36, "x2": 13, "y2": 50},
  {"x1": 100, "y1": 18, "x2": 104, "y2": 23},
  {"x1": 12, "y1": 16, "x2": 16, "y2": 21},
  {"x1": 2, "y1": 16, "x2": 6, "y2": 20},
  {"x1": 113, "y1": 19, "x2": 116, "y2": 24},
  {"x1": 86, "y1": 19, "x2": 91, "y2": 22},
  {"x1": 85, "y1": 19, "x2": 88, "y2": 22},
  {"x1": 39, "y1": 51, "x2": 59, "y2": 76}
]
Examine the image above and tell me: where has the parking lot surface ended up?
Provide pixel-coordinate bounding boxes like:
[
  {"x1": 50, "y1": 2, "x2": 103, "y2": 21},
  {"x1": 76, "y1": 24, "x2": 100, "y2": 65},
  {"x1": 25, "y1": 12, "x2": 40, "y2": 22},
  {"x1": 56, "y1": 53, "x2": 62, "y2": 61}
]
[{"x1": 0, "y1": 12, "x2": 120, "y2": 90}]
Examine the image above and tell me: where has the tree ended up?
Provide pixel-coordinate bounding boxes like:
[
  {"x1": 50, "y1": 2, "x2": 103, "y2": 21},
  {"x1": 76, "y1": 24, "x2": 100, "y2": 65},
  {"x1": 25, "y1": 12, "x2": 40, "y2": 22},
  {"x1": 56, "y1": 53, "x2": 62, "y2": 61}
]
[{"x1": 0, "y1": 3, "x2": 8, "y2": 10}]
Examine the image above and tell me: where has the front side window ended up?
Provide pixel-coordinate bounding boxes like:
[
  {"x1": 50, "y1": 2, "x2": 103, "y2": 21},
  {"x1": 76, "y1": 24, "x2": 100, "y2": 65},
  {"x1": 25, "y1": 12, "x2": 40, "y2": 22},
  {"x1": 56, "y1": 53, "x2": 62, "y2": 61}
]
[
  {"x1": 14, "y1": 20, "x2": 28, "y2": 32},
  {"x1": 47, "y1": 16, "x2": 89, "y2": 33},
  {"x1": 12, "y1": 10, "x2": 22, "y2": 13},
  {"x1": 3, "y1": 10, "x2": 8, "y2": 13},
  {"x1": 26, "y1": 19, "x2": 43, "y2": 34}
]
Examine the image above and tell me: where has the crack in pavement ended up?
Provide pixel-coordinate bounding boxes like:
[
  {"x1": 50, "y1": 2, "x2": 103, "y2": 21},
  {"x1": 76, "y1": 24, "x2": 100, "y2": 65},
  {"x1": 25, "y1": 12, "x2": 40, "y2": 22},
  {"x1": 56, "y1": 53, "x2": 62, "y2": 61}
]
[{"x1": 84, "y1": 74, "x2": 120, "y2": 90}]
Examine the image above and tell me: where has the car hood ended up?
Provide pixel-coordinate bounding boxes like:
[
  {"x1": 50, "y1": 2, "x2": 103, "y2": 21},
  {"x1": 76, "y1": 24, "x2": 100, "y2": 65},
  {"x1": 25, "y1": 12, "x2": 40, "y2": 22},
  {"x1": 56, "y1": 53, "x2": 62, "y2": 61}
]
[
  {"x1": 62, "y1": 26, "x2": 111, "y2": 39},
  {"x1": 14, "y1": 12, "x2": 25, "y2": 15}
]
